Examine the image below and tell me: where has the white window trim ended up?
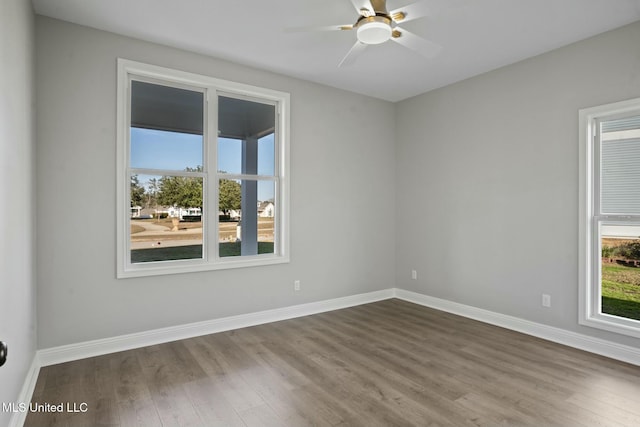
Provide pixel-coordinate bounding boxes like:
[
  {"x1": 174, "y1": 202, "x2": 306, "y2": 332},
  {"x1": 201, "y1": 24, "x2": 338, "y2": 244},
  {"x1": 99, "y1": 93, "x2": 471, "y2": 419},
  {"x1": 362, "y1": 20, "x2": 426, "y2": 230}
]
[
  {"x1": 579, "y1": 96, "x2": 640, "y2": 339},
  {"x1": 116, "y1": 59, "x2": 290, "y2": 278}
]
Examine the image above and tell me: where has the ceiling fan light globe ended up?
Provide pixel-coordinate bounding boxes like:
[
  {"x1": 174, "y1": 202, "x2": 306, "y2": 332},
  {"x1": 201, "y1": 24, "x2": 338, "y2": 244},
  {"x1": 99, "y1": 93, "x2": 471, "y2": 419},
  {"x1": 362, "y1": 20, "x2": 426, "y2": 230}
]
[{"x1": 357, "y1": 21, "x2": 392, "y2": 45}]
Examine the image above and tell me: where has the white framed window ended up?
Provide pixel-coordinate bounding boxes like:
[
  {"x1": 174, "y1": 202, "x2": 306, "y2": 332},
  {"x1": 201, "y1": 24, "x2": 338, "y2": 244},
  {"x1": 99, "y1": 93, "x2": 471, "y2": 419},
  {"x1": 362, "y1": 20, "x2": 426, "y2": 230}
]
[
  {"x1": 579, "y1": 97, "x2": 640, "y2": 338},
  {"x1": 117, "y1": 59, "x2": 290, "y2": 278}
]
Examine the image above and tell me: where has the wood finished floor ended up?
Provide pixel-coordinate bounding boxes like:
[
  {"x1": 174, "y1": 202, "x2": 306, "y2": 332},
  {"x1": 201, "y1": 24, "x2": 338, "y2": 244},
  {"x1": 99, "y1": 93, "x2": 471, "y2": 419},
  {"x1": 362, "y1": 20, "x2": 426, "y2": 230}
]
[{"x1": 25, "y1": 299, "x2": 640, "y2": 427}]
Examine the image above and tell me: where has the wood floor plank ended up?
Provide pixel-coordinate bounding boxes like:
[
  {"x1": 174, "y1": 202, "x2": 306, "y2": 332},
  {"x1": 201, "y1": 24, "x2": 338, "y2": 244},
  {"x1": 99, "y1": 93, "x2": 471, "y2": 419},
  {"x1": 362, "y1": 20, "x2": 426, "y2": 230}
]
[
  {"x1": 185, "y1": 334, "x2": 267, "y2": 413},
  {"x1": 116, "y1": 397, "x2": 162, "y2": 427},
  {"x1": 281, "y1": 316, "x2": 476, "y2": 426},
  {"x1": 110, "y1": 350, "x2": 153, "y2": 404},
  {"x1": 314, "y1": 304, "x2": 510, "y2": 406},
  {"x1": 258, "y1": 333, "x2": 410, "y2": 426},
  {"x1": 135, "y1": 343, "x2": 205, "y2": 426},
  {"x1": 92, "y1": 354, "x2": 122, "y2": 427},
  {"x1": 565, "y1": 392, "x2": 640, "y2": 426},
  {"x1": 238, "y1": 403, "x2": 283, "y2": 427},
  {"x1": 182, "y1": 378, "x2": 247, "y2": 427},
  {"x1": 227, "y1": 327, "x2": 355, "y2": 426},
  {"x1": 24, "y1": 299, "x2": 640, "y2": 427},
  {"x1": 265, "y1": 315, "x2": 476, "y2": 426},
  {"x1": 30, "y1": 366, "x2": 48, "y2": 402}
]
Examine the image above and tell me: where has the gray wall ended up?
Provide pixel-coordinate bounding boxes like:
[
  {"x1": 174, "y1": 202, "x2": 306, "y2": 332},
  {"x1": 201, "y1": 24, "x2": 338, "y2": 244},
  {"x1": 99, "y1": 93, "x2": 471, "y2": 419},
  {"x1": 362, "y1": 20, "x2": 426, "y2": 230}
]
[
  {"x1": 395, "y1": 21, "x2": 640, "y2": 348},
  {"x1": 35, "y1": 17, "x2": 396, "y2": 348},
  {"x1": 0, "y1": 0, "x2": 37, "y2": 424}
]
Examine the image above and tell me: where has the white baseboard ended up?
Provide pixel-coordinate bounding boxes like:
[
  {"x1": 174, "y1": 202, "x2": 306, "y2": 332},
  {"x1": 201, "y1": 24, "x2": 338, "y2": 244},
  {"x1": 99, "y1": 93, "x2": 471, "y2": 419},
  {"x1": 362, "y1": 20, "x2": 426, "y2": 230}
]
[
  {"x1": 37, "y1": 287, "x2": 640, "y2": 368},
  {"x1": 37, "y1": 288, "x2": 394, "y2": 367},
  {"x1": 9, "y1": 354, "x2": 40, "y2": 427},
  {"x1": 393, "y1": 288, "x2": 640, "y2": 366}
]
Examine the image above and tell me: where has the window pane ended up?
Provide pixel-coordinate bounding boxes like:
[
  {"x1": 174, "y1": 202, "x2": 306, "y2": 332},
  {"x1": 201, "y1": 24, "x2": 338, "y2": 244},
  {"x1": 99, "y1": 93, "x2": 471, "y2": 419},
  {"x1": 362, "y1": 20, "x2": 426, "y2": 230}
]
[
  {"x1": 217, "y1": 134, "x2": 275, "y2": 176},
  {"x1": 130, "y1": 174, "x2": 203, "y2": 263},
  {"x1": 600, "y1": 116, "x2": 640, "y2": 215},
  {"x1": 219, "y1": 179, "x2": 275, "y2": 257},
  {"x1": 218, "y1": 95, "x2": 275, "y2": 176},
  {"x1": 131, "y1": 81, "x2": 203, "y2": 134},
  {"x1": 257, "y1": 180, "x2": 276, "y2": 252},
  {"x1": 130, "y1": 81, "x2": 203, "y2": 171},
  {"x1": 131, "y1": 128, "x2": 203, "y2": 171},
  {"x1": 600, "y1": 224, "x2": 640, "y2": 321},
  {"x1": 217, "y1": 137, "x2": 242, "y2": 174},
  {"x1": 258, "y1": 134, "x2": 275, "y2": 176}
]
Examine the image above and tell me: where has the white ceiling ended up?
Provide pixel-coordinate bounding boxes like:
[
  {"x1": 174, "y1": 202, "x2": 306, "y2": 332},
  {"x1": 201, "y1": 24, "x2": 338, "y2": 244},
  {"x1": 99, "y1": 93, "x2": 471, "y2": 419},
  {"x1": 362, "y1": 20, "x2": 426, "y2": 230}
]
[{"x1": 32, "y1": 0, "x2": 640, "y2": 102}]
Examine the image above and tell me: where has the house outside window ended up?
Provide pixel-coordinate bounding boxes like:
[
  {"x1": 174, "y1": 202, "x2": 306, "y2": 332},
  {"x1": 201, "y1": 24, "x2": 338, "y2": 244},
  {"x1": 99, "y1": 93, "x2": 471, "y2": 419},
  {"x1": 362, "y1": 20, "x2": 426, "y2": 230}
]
[
  {"x1": 117, "y1": 59, "x2": 290, "y2": 278},
  {"x1": 579, "y1": 97, "x2": 640, "y2": 338}
]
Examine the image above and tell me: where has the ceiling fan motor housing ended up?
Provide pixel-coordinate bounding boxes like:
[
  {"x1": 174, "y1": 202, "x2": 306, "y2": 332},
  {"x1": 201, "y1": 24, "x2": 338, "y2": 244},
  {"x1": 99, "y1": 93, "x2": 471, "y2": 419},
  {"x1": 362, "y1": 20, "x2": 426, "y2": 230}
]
[{"x1": 356, "y1": 15, "x2": 392, "y2": 44}]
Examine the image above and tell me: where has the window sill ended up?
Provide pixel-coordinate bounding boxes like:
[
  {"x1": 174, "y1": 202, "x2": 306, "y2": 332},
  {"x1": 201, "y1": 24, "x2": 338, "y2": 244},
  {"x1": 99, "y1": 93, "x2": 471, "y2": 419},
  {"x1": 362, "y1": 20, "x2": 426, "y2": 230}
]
[
  {"x1": 117, "y1": 255, "x2": 290, "y2": 279},
  {"x1": 580, "y1": 312, "x2": 640, "y2": 340}
]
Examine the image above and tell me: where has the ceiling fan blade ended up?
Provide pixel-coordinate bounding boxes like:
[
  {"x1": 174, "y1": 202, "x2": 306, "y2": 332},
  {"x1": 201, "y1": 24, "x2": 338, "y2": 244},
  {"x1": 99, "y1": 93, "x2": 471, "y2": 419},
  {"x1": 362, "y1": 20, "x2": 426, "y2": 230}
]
[
  {"x1": 389, "y1": 1, "x2": 430, "y2": 23},
  {"x1": 391, "y1": 27, "x2": 442, "y2": 59},
  {"x1": 349, "y1": 0, "x2": 375, "y2": 16},
  {"x1": 339, "y1": 41, "x2": 368, "y2": 67},
  {"x1": 285, "y1": 24, "x2": 354, "y2": 33}
]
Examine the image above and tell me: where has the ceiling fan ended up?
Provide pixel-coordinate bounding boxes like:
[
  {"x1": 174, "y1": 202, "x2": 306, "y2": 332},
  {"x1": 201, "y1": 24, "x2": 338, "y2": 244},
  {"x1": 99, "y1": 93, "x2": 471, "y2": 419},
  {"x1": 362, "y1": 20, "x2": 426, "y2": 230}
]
[{"x1": 288, "y1": 0, "x2": 442, "y2": 67}]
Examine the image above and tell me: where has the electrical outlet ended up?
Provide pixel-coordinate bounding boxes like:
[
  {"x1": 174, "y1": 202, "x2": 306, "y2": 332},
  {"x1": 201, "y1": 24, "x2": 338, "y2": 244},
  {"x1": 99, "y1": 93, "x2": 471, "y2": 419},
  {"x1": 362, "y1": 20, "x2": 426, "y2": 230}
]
[
  {"x1": 294, "y1": 280, "x2": 301, "y2": 291},
  {"x1": 411, "y1": 270, "x2": 417, "y2": 280},
  {"x1": 542, "y1": 294, "x2": 551, "y2": 308}
]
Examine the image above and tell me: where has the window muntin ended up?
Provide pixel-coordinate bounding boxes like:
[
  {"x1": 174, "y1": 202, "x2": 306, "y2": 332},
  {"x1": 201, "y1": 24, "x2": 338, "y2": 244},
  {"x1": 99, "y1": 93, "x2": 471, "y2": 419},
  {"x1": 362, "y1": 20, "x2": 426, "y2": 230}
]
[
  {"x1": 580, "y1": 99, "x2": 640, "y2": 338},
  {"x1": 117, "y1": 59, "x2": 289, "y2": 277}
]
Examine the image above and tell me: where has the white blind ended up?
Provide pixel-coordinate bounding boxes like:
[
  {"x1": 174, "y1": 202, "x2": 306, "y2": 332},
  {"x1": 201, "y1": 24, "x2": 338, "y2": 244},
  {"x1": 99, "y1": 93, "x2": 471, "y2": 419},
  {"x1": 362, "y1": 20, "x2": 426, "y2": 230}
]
[
  {"x1": 600, "y1": 115, "x2": 640, "y2": 215},
  {"x1": 602, "y1": 116, "x2": 640, "y2": 132}
]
